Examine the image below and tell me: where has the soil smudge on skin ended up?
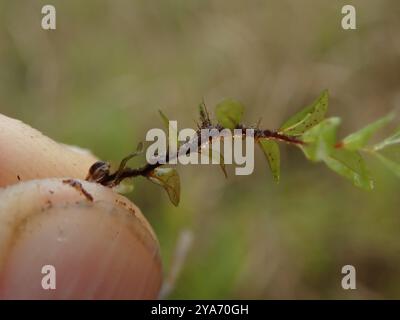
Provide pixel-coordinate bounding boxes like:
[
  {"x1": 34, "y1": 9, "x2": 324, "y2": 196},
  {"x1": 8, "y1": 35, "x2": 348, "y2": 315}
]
[{"x1": 62, "y1": 179, "x2": 94, "y2": 202}]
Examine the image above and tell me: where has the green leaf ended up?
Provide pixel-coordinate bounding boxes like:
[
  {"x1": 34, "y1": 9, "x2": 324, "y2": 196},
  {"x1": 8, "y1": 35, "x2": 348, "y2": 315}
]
[
  {"x1": 209, "y1": 149, "x2": 228, "y2": 178},
  {"x1": 373, "y1": 125, "x2": 400, "y2": 151},
  {"x1": 159, "y1": 110, "x2": 178, "y2": 148},
  {"x1": 280, "y1": 90, "x2": 328, "y2": 136},
  {"x1": 324, "y1": 149, "x2": 374, "y2": 190},
  {"x1": 258, "y1": 138, "x2": 280, "y2": 182},
  {"x1": 343, "y1": 113, "x2": 394, "y2": 151},
  {"x1": 114, "y1": 142, "x2": 144, "y2": 182},
  {"x1": 215, "y1": 99, "x2": 244, "y2": 129},
  {"x1": 373, "y1": 143, "x2": 400, "y2": 178},
  {"x1": 374, "y1": 153, "x2": 400, "y2": 178},
  {"x1": 147, "y1": 167, "x2": 181, "y2": 206},
  {"x1": 301, "y1": 117, "x2": 341, "y2": 162},
  {"x1": 198, "y1": 144, "x2": 228, "y2": 178}
]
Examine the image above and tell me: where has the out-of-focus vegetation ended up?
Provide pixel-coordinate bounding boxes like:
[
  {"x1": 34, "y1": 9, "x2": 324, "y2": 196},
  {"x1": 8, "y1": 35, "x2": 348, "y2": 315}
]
[{"x1": 1, "y1": 0, "x2": 400, "y2": 298}]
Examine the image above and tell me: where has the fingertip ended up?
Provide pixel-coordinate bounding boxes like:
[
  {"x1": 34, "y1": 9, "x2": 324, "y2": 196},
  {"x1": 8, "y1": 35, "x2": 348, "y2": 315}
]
[
  {"x1": 0, "y1": 179, "x2": 162, "y2": 299},
  {"x1": 0, "y1": 113, "x2": 98, "y2": 187}
]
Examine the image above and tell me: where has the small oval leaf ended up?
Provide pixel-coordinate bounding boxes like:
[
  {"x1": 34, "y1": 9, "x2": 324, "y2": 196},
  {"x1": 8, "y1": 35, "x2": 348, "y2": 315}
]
[
  {"x1": 373, "y1": 144, "x2": 400, "y2": 178},
  {"x1": 208, "y1": 147, "x2": 228, "y2": 178},
  {"x1": 215, "y1": 99, "x2": 244, "y2": 129},
  {"x1": 280, "y1": 90, "x2": 328, "y2": 136},
  {"x1": 323, "y1": 149, "x2": 373, "y2": 190},
  {"x1": 114, "y1": 142, "x2": 145, "y2": 182},
  {"x1": 375, "y1": 153, "x2": 400, "y2": 178},
  {"x1": 196, "y1": 143, "x2": 228, "y2": 178},
  {"x1": 258, "y1": 138, "x2": 280, "y2": 182},
  {"x1": 301, "y1": 117, "x2": 341, "y2": 162},
  {"x1": 343, "y1": 113, "x2": 394, "y2": 151},
  {"x1": 147, "y1": 167, "x2": 181, "y2": 206}
]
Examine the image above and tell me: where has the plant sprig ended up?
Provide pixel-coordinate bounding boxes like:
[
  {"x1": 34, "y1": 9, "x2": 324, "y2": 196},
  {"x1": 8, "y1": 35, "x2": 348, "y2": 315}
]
[{"x1": 86, "y1": 90, "x2": 400, "y2": 206}]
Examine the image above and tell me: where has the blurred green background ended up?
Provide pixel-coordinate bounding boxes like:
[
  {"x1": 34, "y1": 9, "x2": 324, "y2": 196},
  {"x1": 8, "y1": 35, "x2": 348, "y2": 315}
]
[{"x1": 1, "y1": 0, "x2": 400, "y2": 298}]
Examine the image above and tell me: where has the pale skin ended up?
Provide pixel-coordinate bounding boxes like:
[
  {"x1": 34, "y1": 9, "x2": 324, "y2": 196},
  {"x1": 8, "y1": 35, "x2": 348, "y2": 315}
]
[{"x1": 0, "y1": 113, "x2": 162, "y2": 299}]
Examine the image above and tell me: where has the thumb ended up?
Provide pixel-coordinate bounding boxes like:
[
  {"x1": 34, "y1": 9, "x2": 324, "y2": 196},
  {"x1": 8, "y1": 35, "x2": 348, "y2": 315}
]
[
  {"x1": 0, "y1": 113, "x2": 162, "y2": 299},
  {"x1": 0, "y1": 178, "x2": 162, "y2": 299}
]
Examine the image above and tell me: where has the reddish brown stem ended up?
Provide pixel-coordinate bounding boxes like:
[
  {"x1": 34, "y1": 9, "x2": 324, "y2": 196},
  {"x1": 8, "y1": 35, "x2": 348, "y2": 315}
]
[{"x1": 87, "y1": 125, "x2": 304, "y2": 187}]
